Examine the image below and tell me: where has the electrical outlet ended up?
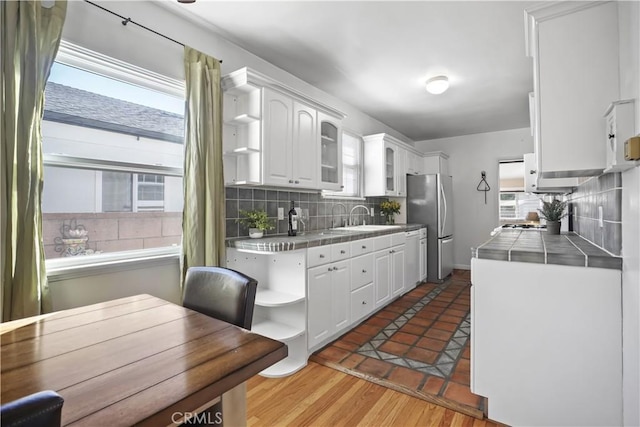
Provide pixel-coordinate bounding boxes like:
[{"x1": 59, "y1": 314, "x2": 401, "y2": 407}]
[
  {"x1": 277, "y1": 207, "x2": 284, "y2": 220},
  {"x1": 370, "y1": 207, "x2": 375, "y2": 216}
]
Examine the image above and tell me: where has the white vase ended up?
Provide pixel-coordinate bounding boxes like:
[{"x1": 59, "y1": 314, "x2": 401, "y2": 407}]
[{"x1": 249, "y1": 228, "x2": 264, "y2": 239}]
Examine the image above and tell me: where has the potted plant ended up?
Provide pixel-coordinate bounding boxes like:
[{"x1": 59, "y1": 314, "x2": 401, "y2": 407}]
[
  {"x1": 380, "y1": 200, "x2": 401, "y2": 225},
  {"x1": 538, "y1": 197, "x2": 567, "y2": 235},
  {"x1": 237, "y1": 209, "x2": 274, "y2": 238}
]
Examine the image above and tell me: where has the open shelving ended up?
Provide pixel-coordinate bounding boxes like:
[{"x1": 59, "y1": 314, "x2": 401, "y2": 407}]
[{"x1": 226, "y1": 248, "x2": 308, "y2": 378}]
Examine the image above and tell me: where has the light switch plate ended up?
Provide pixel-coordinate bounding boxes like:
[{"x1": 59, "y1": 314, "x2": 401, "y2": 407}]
[{"x1": 277, "y1": 207, "x2": 284, "y2": 220}]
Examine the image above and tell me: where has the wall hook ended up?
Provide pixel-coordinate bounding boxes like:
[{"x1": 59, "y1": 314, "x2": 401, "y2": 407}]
[
  {"x1": 476, "y1": 171, "x2": 491, "y2": 204},
  {"x1": 122, "y1": 17, "x2": 132, "y2": 26}
]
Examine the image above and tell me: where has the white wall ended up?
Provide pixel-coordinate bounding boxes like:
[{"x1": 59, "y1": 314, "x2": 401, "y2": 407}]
[
  {"x1": 415, "y1": 128, "x2": 533, "y2": 269},
  {"x1": 619, "y1": 2, "x2": 640, "y2": 426}
]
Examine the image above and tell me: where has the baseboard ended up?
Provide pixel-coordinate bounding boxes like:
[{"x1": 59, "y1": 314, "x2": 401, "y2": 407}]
[{"x1": 454, "y1": 264, "x2": 470, "y2": 270}]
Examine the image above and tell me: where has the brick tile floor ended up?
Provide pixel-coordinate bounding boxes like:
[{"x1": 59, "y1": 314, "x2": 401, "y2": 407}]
[{"x1": 311, "y1": 269, "x2": 486, "y2": 416}]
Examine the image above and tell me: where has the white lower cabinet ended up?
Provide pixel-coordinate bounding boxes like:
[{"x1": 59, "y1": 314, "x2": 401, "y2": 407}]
[
  {"x1": 307, "y1": 243, "x2": 351, "y2": 352},
  {"x1": 419, "y1": 236, "x2": 427, "y2": 282},
  {"x1": 307, "y1": 260, "x2": 350, "y2": 349},
  {"x1": 373, "y1": 250, "x2": 391, "y2": 308},
  {"x1": 350, "y1": 283, "x2": 374, "y2": 323},
  {"x1": 471, "y1": 258, "x2": 622, "y2": 426}
]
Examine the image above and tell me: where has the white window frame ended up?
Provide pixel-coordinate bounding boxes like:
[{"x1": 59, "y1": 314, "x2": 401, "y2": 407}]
[
  {"x1": 323, "y1": 130, "x2": 364, "y2": 200},
  {"x1": 44, "y1": 42, "x2": 185, "y2": 276}
]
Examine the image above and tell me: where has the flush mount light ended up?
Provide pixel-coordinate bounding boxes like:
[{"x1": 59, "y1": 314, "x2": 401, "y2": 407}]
[
  {"x1": 425, "y1": 75, "x2": 449, "y2": 95},
  {"x1": 177, "y1": 0, "x2": 196, "y2": 3}
]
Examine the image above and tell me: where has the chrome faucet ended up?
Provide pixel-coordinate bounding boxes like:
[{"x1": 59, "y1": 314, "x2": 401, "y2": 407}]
[
  {"x1": 349, "y1": 205, "x2": 370, "y2": 226},
  {"x1": 331, "y1": 203, "x2": 347, "y2": 228}
]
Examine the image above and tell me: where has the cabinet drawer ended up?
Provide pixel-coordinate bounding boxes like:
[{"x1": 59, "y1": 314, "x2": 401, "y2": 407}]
[
  {"x1": 419, "y1": 228, "x2": 427, "y2": 239},
  {"x1": 373, "y1": 235, "x2": 392, "y2": 251},
  {"x1": 351, "y1": 254, "x2": 374, "y2": 290},
  {"x1": 391, "y1": 232, "x2": 406, "y2": 246},
  {"x1": 351, "y1": 283, "x2": 374, "y2": 323},
  {"x1": 331, "y1": 242, "x2": 351, "y2": 262},
  {"x1": 351, "y1": 238, "x2": 373, "y2": 257},
  {"x1": 308, "y1": 246, "x2": 331, "y2": 267}
]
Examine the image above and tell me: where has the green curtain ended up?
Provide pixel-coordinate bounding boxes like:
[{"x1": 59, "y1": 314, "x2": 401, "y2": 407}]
[
  {"x1": 1, "y1": 0, "x2": 67, "y2": 321},
  {"x1": 181, "y1": 46, "x2": 226, "y2": 283}
]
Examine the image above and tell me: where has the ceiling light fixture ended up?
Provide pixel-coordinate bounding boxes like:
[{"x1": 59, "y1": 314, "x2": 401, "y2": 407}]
[
  {"x1": 425, "y1": 75, "x2": 449, "y2": 95},
  {"x1": 177, "y1": 0, "x2": 196, "y2": 3}
]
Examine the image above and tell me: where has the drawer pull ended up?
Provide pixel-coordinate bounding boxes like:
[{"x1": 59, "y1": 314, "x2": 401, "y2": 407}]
[
  {"x1": 328, "y1": 267, "x2": 332, "y2": 272},
  {"x1": 362, "y1": 245, "x2": 366, "y2": 249},
  {"x1": 333, "y1": 266, "x2": 338, "y2": 271},
  {"x1": 340, "y1": 250, "x2": 346, "y2": 254},
  {"x1": 389, "y1": 250, "x2": 395, "y2": 254},
  {"x1": 319, "y1": 254, "x2": 325, "y2": 258}
]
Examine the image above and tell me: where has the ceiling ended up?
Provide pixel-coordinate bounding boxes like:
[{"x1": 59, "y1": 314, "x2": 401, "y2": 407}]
[{"x1": 164, "y1": 1, "x2": 536, "y2": 141}]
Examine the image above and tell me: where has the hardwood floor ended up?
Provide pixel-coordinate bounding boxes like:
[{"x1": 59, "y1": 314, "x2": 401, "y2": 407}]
[{"x1": 247, "y1": 362, "x2": 500, "y2": 427}]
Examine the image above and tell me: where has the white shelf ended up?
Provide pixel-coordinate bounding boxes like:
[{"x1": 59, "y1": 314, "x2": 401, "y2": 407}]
[
  {"x1": 259, "y1": 355, "x2": 307, "y2": 378},
  {"x1": 227, "y1": 180, "x2": 262, "y2": 186},
  {"x1": 226, "y1": 113, "x2": 259, "y2": 125},
  {"x1": 321, "y1": 135, "x2": 336, "y2": 143},
  {"x1": 252, "y1": 320, "x2": 305, "y2": 341},
  {"x1": 321, "y1": 164, "x2": 337, "y2": 170},
  {"x1": 255, "y1": 289, "x2": 305, "y2": 307},
  {"x1": 223, "y1": 147, "x2": 260, "y2": 157}
]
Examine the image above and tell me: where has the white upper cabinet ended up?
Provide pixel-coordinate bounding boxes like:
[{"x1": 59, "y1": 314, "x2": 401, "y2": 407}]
[
  {"x1": 423, "y1": 151, "x2": 449, "y2": 175},
  {"x1": 222, "y1": 68, "x2": 344, "y2": 190},
  {"x1": 291, "y1": 100, "x2": 319, "y2": 188},
  {"x1": 526, "y1": 2, "x2": 620, "y2": 178},
  {"x1": 318, "y1": 111, "x2": 343, "y2": 191},
  {"x1": 363, "y1": 133, "x2": 419, "y2": 197},
  {"x1": 263, "y1": 88, "x2": 294, "y2": 187},
  {"x1": 604, "y1": 100, "x2": 637, "y2": 172}
]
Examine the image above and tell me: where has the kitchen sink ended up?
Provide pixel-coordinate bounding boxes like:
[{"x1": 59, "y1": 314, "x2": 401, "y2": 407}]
[{"x1": 330, "y1": 225, "x2": 403, "y2": 232}]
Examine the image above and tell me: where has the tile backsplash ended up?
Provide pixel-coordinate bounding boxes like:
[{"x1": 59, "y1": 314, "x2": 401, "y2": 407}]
[
  {"x1": 568, "y1": 172, "x2": 621, "y2": 255},
  {"x1": 225, "y1": 186, "x2": 388, "y2": 238}
]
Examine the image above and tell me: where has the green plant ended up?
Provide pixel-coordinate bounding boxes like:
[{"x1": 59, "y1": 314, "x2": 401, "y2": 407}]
[
  {"x1": 380, "y1": 200, "x2": 401, "y2": 216},
  {"x1": 538, "y1": 197, "x2": 568, "y2": 222},
  {"x1": 237, "y1": 209, "x2": 274, "y2": 231}
]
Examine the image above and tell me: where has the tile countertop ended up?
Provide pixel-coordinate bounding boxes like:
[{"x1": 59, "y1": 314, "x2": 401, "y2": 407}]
[
  {"x1": 227, "y1": 224, "x2": 425, "y2": 252},
  {"x1": 473, "y1": 229, "x2": 622, "y2": 270}
]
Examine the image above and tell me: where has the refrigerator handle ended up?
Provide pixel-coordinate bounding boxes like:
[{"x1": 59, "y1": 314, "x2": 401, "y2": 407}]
[{"x1": 440, "y1": 182, "x2": 447, "y2": 236}]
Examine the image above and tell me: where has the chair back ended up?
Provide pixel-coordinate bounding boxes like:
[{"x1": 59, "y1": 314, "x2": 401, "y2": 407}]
[
  {"x1": 1, "y1": 390, "x2": 64, "y2": 427},
  {"x1": 183, "y1": 266, "x2": 258, "y2": 329}
]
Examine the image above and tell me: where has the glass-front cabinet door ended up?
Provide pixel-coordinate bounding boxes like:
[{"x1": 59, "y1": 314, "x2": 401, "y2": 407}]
[
  {"x1": 319, "y1": 111, "x2": 342, "y2": 191},
  {"x1": 385, "y1": 144, "x2": 395, "y2": 194}
]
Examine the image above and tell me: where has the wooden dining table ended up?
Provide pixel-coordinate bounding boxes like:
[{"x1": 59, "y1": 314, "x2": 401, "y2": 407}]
[{"x1": 0, "y1": 294, "x2": 287, "y2": 426}]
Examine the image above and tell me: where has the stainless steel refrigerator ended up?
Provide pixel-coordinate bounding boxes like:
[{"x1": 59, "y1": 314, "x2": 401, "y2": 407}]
[{"x1": 407, "y1": 174, "x2": 454, "y2": 282}]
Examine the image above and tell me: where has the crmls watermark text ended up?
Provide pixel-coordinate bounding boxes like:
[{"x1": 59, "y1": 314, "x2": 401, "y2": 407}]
[{"x1": 172, "y1": 411, "x2": 223, "y2": 425}]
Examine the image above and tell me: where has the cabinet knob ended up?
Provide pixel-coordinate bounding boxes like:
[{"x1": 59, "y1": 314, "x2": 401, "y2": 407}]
[
  {"x1": 608, "y1": 133, "x2": 615, "y2": 139},
  {"x1": 340, "y1": 250, "x2": 346, "y2": 254},
  {"x1": 529, "y1": 170, "x2": 536, "y2": 175},
  {"x1": 362, "y1": 301, "x2": 367, "y2": 305},
  {"x1": 328, "y1": 267, "x2": 332, "y2": 272},
  {"x1": 288, "y1": 179, "x2": 294, "y2": 183},
  {"x1": 333, "y1": 266, "x2": 338, "y2": 271},
  {"x1": 295, "y1": 180, "x2": 300, "y2": 184},
  {"x1": 362, "y1": 269, "x2": 367, "y2": 273},
  {"x1": 362, "y1": 245, "x2": 366, "y2": 249},
  {"x1": 319, "y1": 254, "x2": 325, "y2": 258}
]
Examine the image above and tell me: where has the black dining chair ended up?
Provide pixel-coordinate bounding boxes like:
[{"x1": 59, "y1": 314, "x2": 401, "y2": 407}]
[
  {"x1": 0, "y1": 390, "x2": 64, "y2": 427},
  {"x1": 183, "y1": 266, "x2": 258, "y2": 330},
  {"x1": 181, "y1": 267, "x2": 258, "y2": 426}
]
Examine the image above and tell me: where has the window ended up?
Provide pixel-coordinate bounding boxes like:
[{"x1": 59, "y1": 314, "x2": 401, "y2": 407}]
[
  {"x1": 42, "y1": 41, "x2": 185, "y2": 261},
  {"x1": 499, "y1": 192, "x2": 541, "y2": 221},
  {"x1": 323, "y1": 132, "x2": 363, "y2": 199}
]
